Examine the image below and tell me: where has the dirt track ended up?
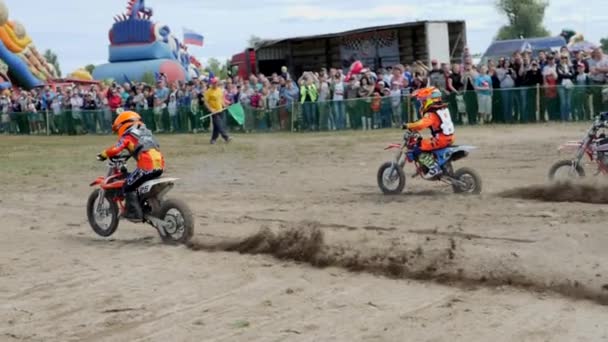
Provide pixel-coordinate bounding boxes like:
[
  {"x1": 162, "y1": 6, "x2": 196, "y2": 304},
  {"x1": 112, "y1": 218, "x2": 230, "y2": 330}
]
[{"x1": 2, "y1": 123, "x2": 608, "y2": 341}]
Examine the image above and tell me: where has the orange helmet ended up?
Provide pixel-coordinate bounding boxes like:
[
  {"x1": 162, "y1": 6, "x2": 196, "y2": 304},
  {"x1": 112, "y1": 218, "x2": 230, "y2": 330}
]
[
  {"x1": 412, "y1": 87, "x2": 443, "y2": 112},
  {"x1": 112, "y1": 111, "x2": 142, "y2": 136}
]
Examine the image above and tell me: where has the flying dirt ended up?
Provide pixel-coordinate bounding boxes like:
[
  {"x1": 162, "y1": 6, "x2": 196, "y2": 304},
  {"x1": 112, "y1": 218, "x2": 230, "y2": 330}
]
[
  {"x1": 187, "y1": 221, "x2": 608, "y2": 305},
  {"x1": 499, "y1": 181, "x2": 608, "y2": 204}
]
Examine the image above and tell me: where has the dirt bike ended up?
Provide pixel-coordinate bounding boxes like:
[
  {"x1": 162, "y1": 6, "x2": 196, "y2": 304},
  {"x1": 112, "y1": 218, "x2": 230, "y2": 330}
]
[
  {"x1": 377, "y1": 131, "x2": 482, "y2": 195},
  {"x1": 548, "y1": 114, "x2": 608, "y2": 181},
  {"x1": 87, "y1": 152, "x2": 194, "y2": 244}
]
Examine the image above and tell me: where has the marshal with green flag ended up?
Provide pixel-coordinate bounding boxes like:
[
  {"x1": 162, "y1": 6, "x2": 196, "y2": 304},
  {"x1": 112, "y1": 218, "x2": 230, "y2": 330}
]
[
  {"x1": 200, "y1": 103, "x2": 245, "y2": 126},
  {"x1": 227, "y1": 103, "x2": 245, "y2": 125}
]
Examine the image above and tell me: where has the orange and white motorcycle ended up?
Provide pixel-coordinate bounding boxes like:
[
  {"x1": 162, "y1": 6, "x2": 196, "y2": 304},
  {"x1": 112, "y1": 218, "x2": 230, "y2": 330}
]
[{"x1": 87, "y1": 152, "x2": 194, "y2": 244}]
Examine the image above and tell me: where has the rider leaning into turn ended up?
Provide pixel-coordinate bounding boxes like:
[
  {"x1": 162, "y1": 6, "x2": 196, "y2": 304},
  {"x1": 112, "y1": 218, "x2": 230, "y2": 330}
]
[
  {"x1": 402, "y1": 87, "x2": 455, "y2": 179},
  {"x1": 97, "y1": 111, "x2": 165, "y2": 221}
]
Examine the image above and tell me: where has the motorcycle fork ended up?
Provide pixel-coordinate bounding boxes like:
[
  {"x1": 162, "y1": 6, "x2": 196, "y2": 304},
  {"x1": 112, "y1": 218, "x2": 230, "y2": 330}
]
[
  {"x1": 390, "y1": 150, "x2": 405, "y2": 175},
  {"x1": 95, "y1": 189, "x2": 106, "y2": 213}
]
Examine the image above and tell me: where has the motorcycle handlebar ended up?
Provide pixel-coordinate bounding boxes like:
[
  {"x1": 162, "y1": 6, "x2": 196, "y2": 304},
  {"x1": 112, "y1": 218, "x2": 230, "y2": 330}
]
[{"x1": 99, "y1": 153, "x2": 130, "y2": 163}]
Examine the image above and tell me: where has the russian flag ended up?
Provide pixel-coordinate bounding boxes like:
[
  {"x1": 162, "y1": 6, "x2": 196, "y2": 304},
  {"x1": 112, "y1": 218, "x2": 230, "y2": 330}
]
[{"x1": 183, "y1": 28, "x2": 204, "y2": 47}]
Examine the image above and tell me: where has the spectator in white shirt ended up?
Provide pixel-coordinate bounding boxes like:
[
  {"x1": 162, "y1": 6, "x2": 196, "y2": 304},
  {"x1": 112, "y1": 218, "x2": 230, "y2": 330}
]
[{"x1": 331, "y1": 72, "x2": 345, "y2": 130}]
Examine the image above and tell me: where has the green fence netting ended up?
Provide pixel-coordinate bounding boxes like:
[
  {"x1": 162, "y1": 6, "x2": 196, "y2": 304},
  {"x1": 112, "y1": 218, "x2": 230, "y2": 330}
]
[{"x1": 2, "y1": 85, "x2": 607, "y2": 135}]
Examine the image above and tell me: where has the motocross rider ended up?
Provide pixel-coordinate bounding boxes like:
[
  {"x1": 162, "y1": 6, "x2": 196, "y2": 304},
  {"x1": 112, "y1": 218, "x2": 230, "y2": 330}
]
[
  {"x1": 402, "y1": 87, "x2": 455, "y2": 179},
  {"x1": 97, "y1": 110, "x2": 165, "y2": 221}
]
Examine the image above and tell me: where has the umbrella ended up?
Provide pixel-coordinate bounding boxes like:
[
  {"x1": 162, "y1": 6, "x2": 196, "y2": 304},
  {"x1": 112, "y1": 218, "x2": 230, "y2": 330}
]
[{"x1": 568, "y1": 40, "x2": 596, "y2": 52}]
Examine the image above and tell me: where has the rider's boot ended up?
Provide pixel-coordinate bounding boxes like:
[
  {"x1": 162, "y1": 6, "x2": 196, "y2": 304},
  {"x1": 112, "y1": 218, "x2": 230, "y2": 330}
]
[
  {"x1": 419, "y1": 153, "x2": 442, "y2": 180},
  {"x1": 123, "y1": 191, "x2": 143, "y2": 221}
]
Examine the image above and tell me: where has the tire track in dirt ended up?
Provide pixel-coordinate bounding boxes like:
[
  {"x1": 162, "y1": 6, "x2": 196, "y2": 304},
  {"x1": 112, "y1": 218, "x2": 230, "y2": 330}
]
[{"x1": 186, "y1": 221, "x2": 608, "y2": 306}]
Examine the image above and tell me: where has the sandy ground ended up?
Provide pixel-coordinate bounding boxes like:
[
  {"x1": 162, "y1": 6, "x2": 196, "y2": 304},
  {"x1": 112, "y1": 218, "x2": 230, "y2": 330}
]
[{"x1": 1, "y1": 123, "x2": 608, "y2": 342}]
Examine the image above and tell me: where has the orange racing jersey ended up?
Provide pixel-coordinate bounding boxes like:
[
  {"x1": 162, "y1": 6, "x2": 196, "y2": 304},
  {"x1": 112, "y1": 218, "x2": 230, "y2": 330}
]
[
  {"x1": 406, "y1": 104, "x2": 455, "y2": 137},
  {"x1": 100, "y1": 125, "x2": 165, "y2": 171}
]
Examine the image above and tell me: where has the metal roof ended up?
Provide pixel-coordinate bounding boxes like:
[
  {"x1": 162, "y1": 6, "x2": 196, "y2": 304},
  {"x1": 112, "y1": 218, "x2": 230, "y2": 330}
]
[
  {"x1": 255, "y1": 20, "x2": 465, "y2": 49},
  {"x1": 482, "y1": 36, "x2": 567, "y2": 59}
]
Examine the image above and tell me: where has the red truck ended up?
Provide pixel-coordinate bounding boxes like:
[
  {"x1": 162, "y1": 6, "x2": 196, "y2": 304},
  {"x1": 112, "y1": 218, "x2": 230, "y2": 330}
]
[{"x1": 230, "y1": 48, "x2": 256, "y2": 80}]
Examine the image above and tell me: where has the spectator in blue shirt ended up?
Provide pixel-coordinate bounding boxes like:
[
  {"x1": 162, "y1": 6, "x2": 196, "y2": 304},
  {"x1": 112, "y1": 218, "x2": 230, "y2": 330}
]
[
  {"x1": 282, "y1": 79, "x2": 299, "y2": 107},
  {"x1": 41, "y1": 86, "x2": 55, "y2": 111},
  {"x1": 475, "y1": 65, "x2": 493, "y2": 124},
  {"x1": 154, "y1": 80, "x2": 169, "y2": 103},
  {"x1": 403, "y1": 64, "x2": 413, "y2": 87}
]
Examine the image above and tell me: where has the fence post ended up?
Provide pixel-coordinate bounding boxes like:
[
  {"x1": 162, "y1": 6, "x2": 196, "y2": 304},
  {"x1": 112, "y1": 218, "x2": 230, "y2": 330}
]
[
  {"x1": 406, "y1": 95, "x2": 411, "y2": 123},
  {"x1": 46, "y1": 110, "x2": 50, "y2": 136},
  {"x1": 589, "y1": 85, "x2": 594, "y2": 119},
  {"x1": 291, "y1": 101, "x2": 295, "y2": 132},
  {"x1": 536, "y1": 84, "x2": 540, "y2": 122},
  {"x1": 590, "y1": 85, "x2": 596, "y2": 116}
]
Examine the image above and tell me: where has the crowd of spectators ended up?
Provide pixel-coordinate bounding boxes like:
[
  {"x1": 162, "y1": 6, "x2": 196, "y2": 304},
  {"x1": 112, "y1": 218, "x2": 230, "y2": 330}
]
[
  {"x1": 3, "y1": 45, "x2": 608, "y2": 135},
  {"x1": 436, "y1": 46, "x2": 608, "y2": 124}
]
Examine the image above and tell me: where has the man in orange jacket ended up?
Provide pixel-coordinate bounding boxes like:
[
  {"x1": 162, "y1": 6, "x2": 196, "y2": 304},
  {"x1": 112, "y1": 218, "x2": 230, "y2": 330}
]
[
  {"x1": 402, "y1": 87, "x2": 455, "y2": 179},
  {"x1": 97, "y1": 110, "x2": 165, "y2": 221}
]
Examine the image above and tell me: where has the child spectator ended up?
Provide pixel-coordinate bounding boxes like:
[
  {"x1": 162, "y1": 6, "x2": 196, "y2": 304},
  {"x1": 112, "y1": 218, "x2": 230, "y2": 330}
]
[
  {"x1": 168, "y1": 93, "x2": 178, "y2": 132},
  {"x1": 573, "y1": 62, "x2": 590, "y2": 121},
  {"x1": 390, "y1": 81, "x2": 402, "y2": 127},
  {"x1": 317, "y1": 75, "x2": 331, "y2": 130},
  {"x1": 370, "y1": 91, "x2": 382, "y2": 130},
  {"x1": 0, "y1": 98, "x2": 9, "y2": 134},
  {"x1": 28, "y1": 93, "x2": 43, "y2": 134},
  {"x1": 544, "y1": 68, "x2": 560, "y2": 120},
  {"x1": 249, "y1": 89, "x2": 263, "y2": 131},
  {"x1": 268, "y1": 83, "x2": 280, "y2": 130},
  {"x1": 475, "y1": 65, "x2": 493, "y2": 124},
  {"x1": 70, "y1": 91, "x2": 83, "y2": 134},
  {"x1": 0, "y1": 92, "x2": 11, "y2": 134},
  {"x1": 240, "y1": 82, "x2": 255, "y2": 132},
  {"x1": 331, "y1": 72, "x2": 345, "y2": 130},
  {"x1": 51, "y1": 97, "x2": 63, "y2": 134},
  {"x1": 345, "y1": 77, "x2": 360, "y2": 129},
  {"x1": 358, "y1": 76, "x2": 374, "y2": 130}
]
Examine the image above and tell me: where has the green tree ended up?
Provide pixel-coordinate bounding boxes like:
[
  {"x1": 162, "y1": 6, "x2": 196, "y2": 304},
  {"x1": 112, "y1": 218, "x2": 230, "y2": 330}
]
[
  {"x1": 84, "y1": 64, "x2": 95, "y2": 74},
  {"x1": 204, "y1": 57, "x2": 228, "y2": 79},
  {"x1": 495, "y1": 0, "x2": 550, "y2": 40},
  {"x1": 247, "y1": 35, "x2": 264, "y2": 49},
  {"x1": 601, "y1": 38, "x2": 608, "y2": 53},
  {"x1": 43, "y1": 49, "x2": 62, "y2": 77},
  {"x1": 141, "y1": 72, "x2": 156, "y2": 85}
]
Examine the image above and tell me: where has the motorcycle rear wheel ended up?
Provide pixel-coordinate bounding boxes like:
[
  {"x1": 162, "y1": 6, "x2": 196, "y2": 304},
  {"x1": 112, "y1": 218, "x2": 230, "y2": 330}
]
[
  {"x1": 86, "y1": 189, "x2": 119, "y2": 237},
  {"x1": 451, "y1": 167, "x2": 482, "y2": 194},
  {"x1": 158, "y1": 198, "x2": 194, "y2": 244}
]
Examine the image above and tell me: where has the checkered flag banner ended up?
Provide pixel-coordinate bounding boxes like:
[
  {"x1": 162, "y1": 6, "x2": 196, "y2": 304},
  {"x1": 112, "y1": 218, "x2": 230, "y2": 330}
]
[{"x1": 341, "y1": 30, "x2": 397, "y2": 49}]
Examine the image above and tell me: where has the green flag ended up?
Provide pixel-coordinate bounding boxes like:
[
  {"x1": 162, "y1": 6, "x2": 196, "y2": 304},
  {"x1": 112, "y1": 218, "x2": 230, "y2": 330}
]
[{"x1": 227, "y1": 103, "x2": 245, "y2": 125}]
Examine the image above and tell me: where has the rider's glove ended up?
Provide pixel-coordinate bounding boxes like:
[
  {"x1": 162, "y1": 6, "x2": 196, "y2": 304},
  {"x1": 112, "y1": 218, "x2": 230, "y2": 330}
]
[
  {"x1": 96, "y1": 153, "x2": 107, "y2": 161},
  {"x1": 401, "y1": 123, "x2": 409, "y2": 130}
]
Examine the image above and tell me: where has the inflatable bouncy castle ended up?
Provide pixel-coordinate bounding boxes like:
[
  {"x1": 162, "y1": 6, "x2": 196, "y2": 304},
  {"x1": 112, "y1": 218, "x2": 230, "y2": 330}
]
[
  {"x1": 93, "y1": 0, "x2": 202, "y2": 83},
  {"x1": 0, "y1": 0, "x2": 58, "y2": 90}
]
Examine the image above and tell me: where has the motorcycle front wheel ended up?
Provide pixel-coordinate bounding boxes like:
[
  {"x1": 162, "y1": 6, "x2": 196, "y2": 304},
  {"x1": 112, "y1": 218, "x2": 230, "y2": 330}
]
[
  {"x1": 86, "y1": 189, "x2": 119, "y2": 237},
  {"x1": 548, "y1": 160, "x2": 585, "y2": 181},
  {"x1": 157, "y1": 198, "x2": 194, "y2": 244},
  {"x1": 377, "y1": 162, "x2": 406, "y2": 195},
  {"x1": 451, "y1": 167, "x2": 482, "y2": 194}
]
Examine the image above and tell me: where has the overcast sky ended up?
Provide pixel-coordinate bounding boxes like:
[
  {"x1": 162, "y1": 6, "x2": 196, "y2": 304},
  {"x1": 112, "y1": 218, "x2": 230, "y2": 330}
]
[{"x1": 6, "y1": 0, "x2": 608, "y2": 74}]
